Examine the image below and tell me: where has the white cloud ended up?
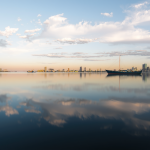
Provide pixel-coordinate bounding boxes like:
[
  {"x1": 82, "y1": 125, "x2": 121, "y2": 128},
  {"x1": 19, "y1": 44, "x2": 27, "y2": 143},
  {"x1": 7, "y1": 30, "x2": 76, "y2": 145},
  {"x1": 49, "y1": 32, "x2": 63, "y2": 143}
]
[
  {"x1": 20, "y1": 6, "x2": 150, "y2": 45},
  {"x1": 124, "y1": 10, "x2": 150, "y2": 26},
  {"x1": 133, "y1": 1, "x2": 148, "y2": 8},
  {"x1": 56, "y1": 38, "x2": 96, "y2": 44},
  {"x1": 37, "y1": 14, "x2": 42, "y2": 17},
  {"x1": 43, "y1": 13, "x2": 66, "y2": 24},
  {"x1": 101, "y1": 12, "x2": 113, "y2": 17},
  {"x1": 16, "y1": 33, "x2": 21, "y2": 36},
  {"x1": 0, "y1": 26, "x2": 18, "y2": 37},
  {"x1": 18, "y1": 17, "x2": 21, "y2": 21},
  {"x1": 37, "y1": 12, "x2": 150, "y2": 44},
  {"x1": 25, "y1": 28, "x2": 41, "y2": 33},
  {"x1": 19, "y1": 34, "x2": 36, "y2": 41},
  {"x1": 54, "y1": 47, "x2": 62, "y2": 49},
  {"x1": 37, "y1": 19, "x2": 42, "y2": 25}
]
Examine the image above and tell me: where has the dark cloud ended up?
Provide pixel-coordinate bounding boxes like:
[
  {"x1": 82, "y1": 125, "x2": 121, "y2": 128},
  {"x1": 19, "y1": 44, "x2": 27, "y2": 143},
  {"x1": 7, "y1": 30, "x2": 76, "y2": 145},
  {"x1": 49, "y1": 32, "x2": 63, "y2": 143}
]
[
  {"x1": 84, "y1": 59, "x2": 110, "y2": 61},
  {"x1": 33, "y1": 49, "x2": 150, "y2": 59},
  {"x1": 96, "y1": 50, "x2": 150, "y2": 57},
  {"x1": 0, "y1": 39, "x2": 9, "y2": 47},
  {"x1": 32, "y1": 53, "x2": 103, "y2": 59},
  {"x1": 72, "y1": 52, "x2": 87, "y2": 55},
  {"x1": 19, "y1": 34, "x2": 35, "y2": 42},
  {"x1": 55, "y1": 38, "x2": 95, "y2": 45}
]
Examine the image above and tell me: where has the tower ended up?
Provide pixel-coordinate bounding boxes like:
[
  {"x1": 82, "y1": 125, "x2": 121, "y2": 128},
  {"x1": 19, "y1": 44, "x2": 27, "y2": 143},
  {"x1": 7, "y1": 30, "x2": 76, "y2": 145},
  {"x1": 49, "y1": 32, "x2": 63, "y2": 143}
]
[
  {"x1": 44, "y1": 67, "x2": 47, "y2": 72},
  {"x1": 80, "y1": 66, "x2": 82, "y2": 72}
]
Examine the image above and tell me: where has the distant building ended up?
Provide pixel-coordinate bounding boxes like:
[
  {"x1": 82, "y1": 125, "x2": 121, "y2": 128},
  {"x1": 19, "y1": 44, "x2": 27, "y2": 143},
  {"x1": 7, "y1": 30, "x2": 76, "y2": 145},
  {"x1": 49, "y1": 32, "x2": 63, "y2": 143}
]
[
  {"x1": 44, "y1": 67, "x2": 47, "y2": 72},
  {"x1": 100, "y1": 68, "x2": 101, "y2": 72},
  {"x1": 131, "y1": 67, "x2": 137, "y2": 71},
  {"x1": 62, "y1": 69, "x2": 65, "y2": 72},
  {"x1": 142, "y1": 64, "x2": 147, "y2": 72},
  {"x1": 132, "y1": 67, "x2": 135, "y2": 71},
  {"x1": 3, "y1": 69, "x2": 7, "y2": 72},
  {"x1": 80, "y1": 66, "x2": 82, "y2": 72},
  {"x1": 49, "y1": 68, "x2": 54, "y2": 72},
  {"x1": 68, "y1": 68, "x2": 70, "y2": 72},
  {"x1": 84, "y1": 67, "x2": 86, "y2": 72},
  {"x1": 37, "y1": 70, "x2": 44, "y2": 72},
  {"x1": 0, "y1": 68, "x2": 2, "y2": 72},
  {"x1": 89, "y1": 68, "x2": 91, "y2": 72}
]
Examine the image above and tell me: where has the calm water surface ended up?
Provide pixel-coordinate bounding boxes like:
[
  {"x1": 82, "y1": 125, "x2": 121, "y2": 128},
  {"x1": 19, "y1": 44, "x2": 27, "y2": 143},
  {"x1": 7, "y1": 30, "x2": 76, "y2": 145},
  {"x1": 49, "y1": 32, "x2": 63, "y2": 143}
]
[{"x1": 0, "y1": 72, "x2": 150, "y2": 150}]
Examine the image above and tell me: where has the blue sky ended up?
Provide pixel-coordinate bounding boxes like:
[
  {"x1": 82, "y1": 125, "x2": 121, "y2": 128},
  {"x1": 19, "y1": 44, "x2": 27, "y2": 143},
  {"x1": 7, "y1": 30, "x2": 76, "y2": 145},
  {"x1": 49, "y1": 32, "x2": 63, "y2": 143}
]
[{"x1": 0, "y1": 0, "x2": 150, "y2": 71}]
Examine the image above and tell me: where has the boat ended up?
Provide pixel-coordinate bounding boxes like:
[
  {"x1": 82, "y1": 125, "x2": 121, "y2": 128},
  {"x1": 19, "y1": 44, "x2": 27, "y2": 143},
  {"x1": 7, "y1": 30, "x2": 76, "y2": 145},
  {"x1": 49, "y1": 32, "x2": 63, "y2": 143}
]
[
  {"x1": 106, "y1": 70, "x2": 142, "y2": 75},
  {"x1": 106, "y1": 74, "x2": 142, "y2": 77},
  {"x1": 106, "y1": 56, "x2": 142, "y2": 75}
]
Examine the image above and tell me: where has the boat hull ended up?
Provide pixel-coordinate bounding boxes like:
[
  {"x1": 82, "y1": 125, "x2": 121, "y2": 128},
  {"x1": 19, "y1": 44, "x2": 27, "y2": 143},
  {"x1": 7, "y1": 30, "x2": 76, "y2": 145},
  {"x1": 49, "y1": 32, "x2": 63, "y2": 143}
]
[{"x1": 106, "y1": 70, "x2": 142, "y2": 75}]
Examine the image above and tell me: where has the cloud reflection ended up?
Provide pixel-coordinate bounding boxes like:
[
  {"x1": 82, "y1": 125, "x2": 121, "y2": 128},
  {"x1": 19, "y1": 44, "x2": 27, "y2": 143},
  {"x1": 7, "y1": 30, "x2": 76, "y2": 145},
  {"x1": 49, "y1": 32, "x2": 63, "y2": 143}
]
[
  {"x1": 0, "y1": 105, "x2": 19, "y2": 116},
  {"x1": 19, "y1": 98, "x2": 150, "y2": 129},
  {"x1": 25, "y1": 108, "x2": 41, "y2": 114},
  {"x1": 0, "y1": 94, "x2": 10, "y2": 103}
]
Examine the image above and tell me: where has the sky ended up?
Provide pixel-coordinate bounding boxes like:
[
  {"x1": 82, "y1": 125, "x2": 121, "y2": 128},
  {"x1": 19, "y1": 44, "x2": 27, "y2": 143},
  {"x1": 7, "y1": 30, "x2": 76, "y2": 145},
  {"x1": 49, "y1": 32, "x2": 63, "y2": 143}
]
[{"x1": 1, "y1": 0, "x2": 150, "y2": 71}]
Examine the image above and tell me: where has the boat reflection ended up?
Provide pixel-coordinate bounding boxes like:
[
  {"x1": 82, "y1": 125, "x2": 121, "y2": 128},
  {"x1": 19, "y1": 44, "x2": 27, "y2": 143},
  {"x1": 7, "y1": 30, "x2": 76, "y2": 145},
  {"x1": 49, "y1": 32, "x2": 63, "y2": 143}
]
[{"x1": 106, "y1": 74, "x2": 142, "y2": 77}]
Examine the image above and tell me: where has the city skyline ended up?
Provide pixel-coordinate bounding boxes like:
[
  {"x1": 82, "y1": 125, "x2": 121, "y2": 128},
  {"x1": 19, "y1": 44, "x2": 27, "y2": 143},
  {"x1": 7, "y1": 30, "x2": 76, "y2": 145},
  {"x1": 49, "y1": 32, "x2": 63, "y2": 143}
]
[{"x1": 1, "y1": 0, "x2": 150, "y2": 71}]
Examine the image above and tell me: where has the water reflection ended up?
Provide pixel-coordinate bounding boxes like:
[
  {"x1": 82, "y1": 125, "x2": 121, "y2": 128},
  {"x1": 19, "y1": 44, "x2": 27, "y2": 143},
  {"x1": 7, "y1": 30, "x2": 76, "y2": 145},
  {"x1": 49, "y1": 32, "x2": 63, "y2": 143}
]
[
  {"x1": 107, "y1": 74, "x2": 142, "y2": 77},
  {"x1": 16, "y1": 97, "x2": 150, "y2": 129},
  {"x1": 0, "y1": 72, "x2": 150, "y2": 149},
  {"x1": 80, "y1": 73, "x2": 82, "y2": 78},
  {"x1": 142, "y1": 73, "x2": 150, "y2": 82},
  {"x1": 0, "y1": 94, "x2": 9, "y2": 103},
  {"x1": 0, "y1": 105, "x2": 19, "y2": 116}
]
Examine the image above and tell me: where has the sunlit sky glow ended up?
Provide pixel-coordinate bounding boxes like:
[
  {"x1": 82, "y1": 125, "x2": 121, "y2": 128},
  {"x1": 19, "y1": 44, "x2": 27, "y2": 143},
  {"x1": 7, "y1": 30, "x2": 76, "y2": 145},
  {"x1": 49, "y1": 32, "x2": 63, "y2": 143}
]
[{"x1": 1, "y1": 0, "x2": 150, "y2": 71}]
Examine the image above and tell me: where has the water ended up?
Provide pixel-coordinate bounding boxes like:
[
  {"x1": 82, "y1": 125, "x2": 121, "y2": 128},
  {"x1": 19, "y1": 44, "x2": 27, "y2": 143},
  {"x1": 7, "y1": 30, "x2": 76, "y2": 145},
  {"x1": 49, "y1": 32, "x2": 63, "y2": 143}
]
[{"x1": 0, "y1": 72, "x2": 150, "y2": 150}]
